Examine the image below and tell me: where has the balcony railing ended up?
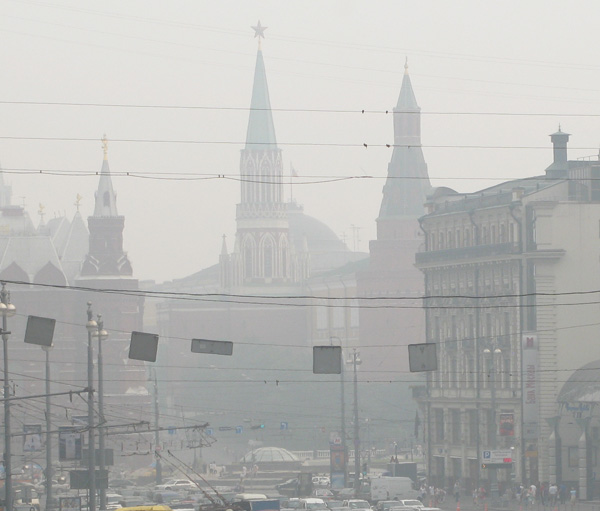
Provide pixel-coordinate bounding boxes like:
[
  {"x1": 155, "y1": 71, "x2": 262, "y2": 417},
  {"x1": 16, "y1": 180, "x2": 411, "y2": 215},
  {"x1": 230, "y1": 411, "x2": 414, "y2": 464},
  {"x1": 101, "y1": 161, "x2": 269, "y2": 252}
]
[{"x1": 416, "y1": 242, "x2": 521, "y2": 265}]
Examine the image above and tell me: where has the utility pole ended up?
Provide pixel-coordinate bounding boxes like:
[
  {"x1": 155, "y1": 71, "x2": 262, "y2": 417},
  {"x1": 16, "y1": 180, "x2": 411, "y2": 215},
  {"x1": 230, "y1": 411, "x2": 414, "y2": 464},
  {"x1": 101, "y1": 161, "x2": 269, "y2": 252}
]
[
  {"x1": 85, "y1": 303, "x2": 97, "y2": 511},
  {"x1": 153, "y1": 371, "x2": 162, "y2": 485},
  {"x1": 96, "y1": 315, "x2": 108, "y2": 511},
  {"x1": 1, "y1": 283, "x2": 16, "y2": 511},
  {"x1": 341, "y1": 354, "x2": 347, "y2": 487},
  {"x1": 485, "y1": 344, "x2": 502, "y2": 503},
  {"x1": 352, "y1": 349, "x2": 361, "y2": 495},
  {"x1": 44, "y1": 345, "x2": 53, "y2": 511}
]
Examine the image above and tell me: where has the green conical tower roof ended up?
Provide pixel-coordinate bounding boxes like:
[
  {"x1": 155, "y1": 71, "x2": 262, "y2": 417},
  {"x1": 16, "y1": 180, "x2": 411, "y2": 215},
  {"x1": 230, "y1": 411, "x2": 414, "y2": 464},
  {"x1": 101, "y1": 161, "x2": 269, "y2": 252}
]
[{"x1": 245, "y1": 49, "x2": 277, "y2": 150}]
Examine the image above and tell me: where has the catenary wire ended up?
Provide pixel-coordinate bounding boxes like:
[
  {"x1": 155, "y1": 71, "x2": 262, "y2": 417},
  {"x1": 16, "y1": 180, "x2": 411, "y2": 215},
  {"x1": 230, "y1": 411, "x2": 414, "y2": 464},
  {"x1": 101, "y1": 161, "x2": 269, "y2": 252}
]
[{"x1": 1, "y1": 135, "x2": 599, "y2": 151}]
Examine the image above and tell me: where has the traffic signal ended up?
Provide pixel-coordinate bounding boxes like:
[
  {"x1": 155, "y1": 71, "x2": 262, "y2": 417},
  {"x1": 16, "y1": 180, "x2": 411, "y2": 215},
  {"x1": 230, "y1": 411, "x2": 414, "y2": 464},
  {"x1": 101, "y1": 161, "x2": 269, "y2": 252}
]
[{"x1": 362, "y1": 462, "x2": 367, "y2": 476}]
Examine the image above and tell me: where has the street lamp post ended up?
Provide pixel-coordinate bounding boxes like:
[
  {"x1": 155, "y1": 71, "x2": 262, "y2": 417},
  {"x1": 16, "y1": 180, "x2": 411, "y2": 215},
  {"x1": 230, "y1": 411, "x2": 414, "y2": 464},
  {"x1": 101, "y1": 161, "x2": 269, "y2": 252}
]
[
  {"x1": 1, "y1": 283, "x2": 16, "y2": 511},
  {"x1": 350, "y1": 348, "x2": 361, "y2": 495},
  {"x1": 330, "y1": 336, "x2": 347, "y2": 488},
  {"x1": 43, "y1": 344, "x2": 53, "y2": 511},
  {"x1": 94, "y1": 315, "x2": 108, "y2": 510},
  {"x1": 86, "y1": 303, "x2": 97, "y2": 511},
  {"x1": 484, "y1": 344, "x2": 502, "y2": 502}
]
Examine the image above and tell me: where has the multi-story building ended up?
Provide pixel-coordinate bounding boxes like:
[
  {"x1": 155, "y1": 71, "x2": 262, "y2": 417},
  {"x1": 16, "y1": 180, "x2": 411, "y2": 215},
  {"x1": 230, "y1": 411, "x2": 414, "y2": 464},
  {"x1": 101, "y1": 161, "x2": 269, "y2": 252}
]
[{"x1": 415, "y1": 129, "x2": 600, "y2": 498}]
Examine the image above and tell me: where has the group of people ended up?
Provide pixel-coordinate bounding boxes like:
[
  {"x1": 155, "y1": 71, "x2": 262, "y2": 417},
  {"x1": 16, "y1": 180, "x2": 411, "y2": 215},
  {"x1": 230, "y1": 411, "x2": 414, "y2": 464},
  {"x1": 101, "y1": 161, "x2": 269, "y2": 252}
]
[
  {"x1": 418, "y1": 483, "x2": 446, "y2": 506},
  {"x1": 516, "y1": 482, "x2": 577, "y2": 508}
]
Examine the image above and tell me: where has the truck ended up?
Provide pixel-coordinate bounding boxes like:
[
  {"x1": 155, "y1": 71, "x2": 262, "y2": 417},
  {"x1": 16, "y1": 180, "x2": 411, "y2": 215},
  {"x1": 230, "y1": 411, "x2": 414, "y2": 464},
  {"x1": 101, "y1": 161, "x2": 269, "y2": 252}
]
[{"x1": 370, "y1": 476, "x2": 418, "y2": 503}]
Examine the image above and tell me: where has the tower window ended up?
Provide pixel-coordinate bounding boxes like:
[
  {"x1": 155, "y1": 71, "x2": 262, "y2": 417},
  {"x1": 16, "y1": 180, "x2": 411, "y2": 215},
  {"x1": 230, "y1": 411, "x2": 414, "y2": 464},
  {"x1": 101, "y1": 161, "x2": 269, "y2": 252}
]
[
  {"x1": 264, "y1": 240, "x2": 273, "y2": 278},
  {"x1": 103, "y1": 191, "x2": 110, "y2": 207}
]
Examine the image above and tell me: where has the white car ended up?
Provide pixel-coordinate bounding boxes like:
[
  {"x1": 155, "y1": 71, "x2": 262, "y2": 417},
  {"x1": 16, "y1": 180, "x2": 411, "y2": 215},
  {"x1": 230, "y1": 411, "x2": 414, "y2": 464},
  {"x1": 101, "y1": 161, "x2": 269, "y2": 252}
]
[
  {"x1": 155, "y1": 479, "x2": 196, "y2": 491},
  {"x1": 342, "y1": 500, "x2": 371, "y2": 510}
]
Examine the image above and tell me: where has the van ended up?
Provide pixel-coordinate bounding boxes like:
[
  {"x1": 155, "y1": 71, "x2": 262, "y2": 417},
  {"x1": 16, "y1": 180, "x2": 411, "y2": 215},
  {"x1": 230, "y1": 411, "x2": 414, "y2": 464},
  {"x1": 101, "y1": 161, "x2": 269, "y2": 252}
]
[{"x1": 370, "y1": 477, "x2": 417, "y2": 503}]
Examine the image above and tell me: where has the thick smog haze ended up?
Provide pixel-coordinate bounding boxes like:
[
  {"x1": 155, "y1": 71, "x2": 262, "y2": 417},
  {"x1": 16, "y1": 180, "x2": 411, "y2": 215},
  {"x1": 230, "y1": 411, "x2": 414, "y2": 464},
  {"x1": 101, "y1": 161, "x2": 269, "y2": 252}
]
[{"x1": 2, "y1": 0, "x2": 600, "y2": 283}]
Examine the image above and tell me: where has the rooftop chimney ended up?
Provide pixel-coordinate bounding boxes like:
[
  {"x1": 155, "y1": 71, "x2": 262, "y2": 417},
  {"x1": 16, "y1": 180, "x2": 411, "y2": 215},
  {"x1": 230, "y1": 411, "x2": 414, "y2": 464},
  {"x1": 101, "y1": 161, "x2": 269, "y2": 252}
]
[{"x1": 545, "y1": 126, "x2": 570, "y2": 179}]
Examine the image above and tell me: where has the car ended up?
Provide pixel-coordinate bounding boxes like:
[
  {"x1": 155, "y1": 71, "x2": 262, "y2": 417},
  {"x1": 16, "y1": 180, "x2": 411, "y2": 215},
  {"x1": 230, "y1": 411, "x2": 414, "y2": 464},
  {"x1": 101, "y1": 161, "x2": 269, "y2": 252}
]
[
  {"x1": 396, "y1": 501, "x2": 425, "y2": 510},
  {"x1": 281, "y1": 498, "x2": 304, "y2": 510},
  {"x1": 313, "y1": 489, "x2": 334, "y2": 499},
  {"x1": 105, "y1": 493, "x2": 124, "y2": 511},
  {"x1": 300, "y1": 498, "x2": 329, "y2": 511},
  {"x1": 155, "y1": 479, "x2": 196, "y2": 491},
  {"x1": 342, "y1": 500, "x2": 371, "y2": 510}
]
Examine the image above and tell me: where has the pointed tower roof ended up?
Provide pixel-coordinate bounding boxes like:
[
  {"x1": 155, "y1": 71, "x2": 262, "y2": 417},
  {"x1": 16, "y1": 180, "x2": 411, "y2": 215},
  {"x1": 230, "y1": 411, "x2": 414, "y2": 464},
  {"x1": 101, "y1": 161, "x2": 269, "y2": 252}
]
[
  {"x1": 396, "y1": 59, "x2": 419, "y2": 110},
  {"x1": 221, "y1": 234, "x2": 228, "y2": 256},
  {"x1": 93, "y1": 135, "x2": 119, "y2": 217},
  {"x1": 377, "y1": 60, "x2": 431, "y2": 221},
  {"x1": 245, "y1": 49, "x2": 277, "y2": 150}
]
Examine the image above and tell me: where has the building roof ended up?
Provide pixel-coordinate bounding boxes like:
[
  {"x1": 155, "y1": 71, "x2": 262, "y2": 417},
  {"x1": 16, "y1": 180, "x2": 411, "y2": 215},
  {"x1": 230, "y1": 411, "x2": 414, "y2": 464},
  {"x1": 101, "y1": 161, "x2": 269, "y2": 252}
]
[
  {"x1": 396, "y1": 61, "x2": 419, "y2": 110},
  {"x1": 0, "y1": 236, "x2": 67, "y2": 284},
  {"x1": 245, "y1": 49, "x2": 277, "y2": 150},
  {"x1": 423, "y1": 175, "x2": 563, "y2": 216}
]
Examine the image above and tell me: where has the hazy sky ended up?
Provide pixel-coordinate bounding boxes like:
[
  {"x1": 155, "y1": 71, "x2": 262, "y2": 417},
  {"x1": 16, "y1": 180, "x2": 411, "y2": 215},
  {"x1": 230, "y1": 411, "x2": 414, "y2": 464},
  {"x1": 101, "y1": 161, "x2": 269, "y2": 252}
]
[{"x1": 2, "y1": 0, "x2": 600, "y2": 283}]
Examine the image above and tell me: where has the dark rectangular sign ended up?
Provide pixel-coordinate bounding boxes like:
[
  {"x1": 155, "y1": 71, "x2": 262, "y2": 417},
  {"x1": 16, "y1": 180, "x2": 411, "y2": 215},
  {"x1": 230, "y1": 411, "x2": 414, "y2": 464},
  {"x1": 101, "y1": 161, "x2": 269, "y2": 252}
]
[{"x1": 191, "y1": 339, "x2": 233, "y2": 356}]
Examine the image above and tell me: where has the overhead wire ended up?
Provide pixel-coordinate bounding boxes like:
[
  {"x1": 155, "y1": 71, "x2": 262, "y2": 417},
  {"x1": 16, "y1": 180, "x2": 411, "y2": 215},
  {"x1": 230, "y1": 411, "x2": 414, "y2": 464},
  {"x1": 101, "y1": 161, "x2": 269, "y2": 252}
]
[{"x1": 1, "y1": 135, "x2": 599, "y2": 151}]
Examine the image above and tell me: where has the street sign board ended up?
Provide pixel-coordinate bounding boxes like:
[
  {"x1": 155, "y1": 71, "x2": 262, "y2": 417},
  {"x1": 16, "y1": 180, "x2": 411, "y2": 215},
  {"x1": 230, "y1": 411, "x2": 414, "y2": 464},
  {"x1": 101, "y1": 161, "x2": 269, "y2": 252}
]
[
  {"x1": 191, "y1": 339, "x2": 233, "y2": 356},
  {"x1": 408, "y1": 343, "x2": 437, "y2": 372},
  {"x1": 481, "y1": 449, "x2": 513, "y2": 464},
  {"x1": 129, "y1": 331, "x2": 159, "y2": 362},
  {"x1": 24, "y1": 316, "x2": 55, "y2": 347},
  {"x1": 313, "y1": 346, "x2": 341, "y2": 374}
]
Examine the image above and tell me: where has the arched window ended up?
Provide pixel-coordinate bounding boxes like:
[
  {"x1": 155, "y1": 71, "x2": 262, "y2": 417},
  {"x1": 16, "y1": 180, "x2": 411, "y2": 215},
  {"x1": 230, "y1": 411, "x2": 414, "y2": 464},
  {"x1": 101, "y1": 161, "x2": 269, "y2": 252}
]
[
  {"x1": 103, "y1": 191, "x2": 110, "y2": 207},
  {"x1": 280, "y1": 241, "x2": 288, "y2": 278},
  {"x1": 244, "y1": 242, "x2": 254, "y2": 279},
  {"x1": 264, "y1": 239, "x2": 273, "y2": 278}
]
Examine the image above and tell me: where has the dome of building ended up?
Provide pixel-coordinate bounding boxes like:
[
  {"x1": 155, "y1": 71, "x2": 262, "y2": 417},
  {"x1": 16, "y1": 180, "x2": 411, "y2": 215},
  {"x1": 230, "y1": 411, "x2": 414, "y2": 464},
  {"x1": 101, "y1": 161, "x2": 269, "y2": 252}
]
[
  {"x1": 240, "y1": 446, "x2": 299, "y2": 463},
  {"x1": 287, "y1": 202, "x2": 366, "y2": 275},
  {"x1": 287, "y1": 202, "x2": 347, "y2": 254},
  {"x1": 558, "y1": 359, "x2": 600, "y2": 403}
]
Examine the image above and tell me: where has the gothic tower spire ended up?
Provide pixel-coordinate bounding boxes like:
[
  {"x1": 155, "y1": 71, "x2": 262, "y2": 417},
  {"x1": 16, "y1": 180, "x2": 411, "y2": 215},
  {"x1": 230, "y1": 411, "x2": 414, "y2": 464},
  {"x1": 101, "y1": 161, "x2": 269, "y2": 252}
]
[
  {"x1": 231, "y1": 23, "x2": 293, "y2": 287},
  {"x1": 94, "y1": 134, "x2": 119, "y2": 217},
  {"x1": 80, "y1": 135, "x2": 132, "y2": 277}
]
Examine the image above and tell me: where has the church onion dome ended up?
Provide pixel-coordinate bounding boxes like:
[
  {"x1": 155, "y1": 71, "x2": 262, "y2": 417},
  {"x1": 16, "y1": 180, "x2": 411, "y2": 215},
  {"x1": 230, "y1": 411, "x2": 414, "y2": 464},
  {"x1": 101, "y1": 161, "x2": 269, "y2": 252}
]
[
  {"x1": 558, "y1": 360, "x2": 600, "y2": 404},
  {"x1": 240, "y1": 446, "x2": 299, "y2": 463}
]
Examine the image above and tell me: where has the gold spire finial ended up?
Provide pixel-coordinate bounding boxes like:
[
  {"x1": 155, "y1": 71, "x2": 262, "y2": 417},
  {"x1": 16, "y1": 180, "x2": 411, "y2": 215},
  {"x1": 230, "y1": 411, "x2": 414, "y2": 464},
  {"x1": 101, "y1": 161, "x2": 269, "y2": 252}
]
[
  {"x1": 404, "y1": 57, "x2": 409, "y2": 75},
  {"x1": 102, "y1": 134, "x2": 108, "y2": 160},
  {"x1": 75, "y1": 193, "x2": 82, "y2": 212},
  {"x1": 38, "y1": 203, "x2": 45, "y2": 224}
]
